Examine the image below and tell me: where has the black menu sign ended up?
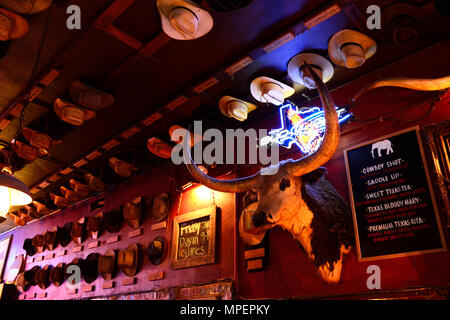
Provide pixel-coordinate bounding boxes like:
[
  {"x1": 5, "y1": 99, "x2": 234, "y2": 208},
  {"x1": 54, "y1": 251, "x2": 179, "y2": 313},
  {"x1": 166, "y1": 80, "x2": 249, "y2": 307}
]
[{"x1": 344, "y1": 127, "x2": 446, "y2": 260}]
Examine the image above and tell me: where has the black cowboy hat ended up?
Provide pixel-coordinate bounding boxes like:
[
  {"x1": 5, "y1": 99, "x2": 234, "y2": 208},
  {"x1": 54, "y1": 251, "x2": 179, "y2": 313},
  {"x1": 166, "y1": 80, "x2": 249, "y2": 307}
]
[
  {"x1": 82, "y1": 253, "x2": 99, "y2": 284},
  {"x1": 58, "y1": 222, "x2": 73, "y2": 247},
  {"x1": 26, "y1": 266, "x2": 41, "y2": 287},
  {"x1": 32, "y1": 234, "x2": 45, "y2": 253},
  {"x1": 35, "y1": 265, "x2": 52, "y2": 290},
  {"x1": 148, "y1": 236, "x2": 165, "y2": 265},
  {"x1": 103, "y1": 207, "x2": 124, "y2": 233},
  {"x1": 23, "y1": 238, "x2": 36, "y2": 256}
]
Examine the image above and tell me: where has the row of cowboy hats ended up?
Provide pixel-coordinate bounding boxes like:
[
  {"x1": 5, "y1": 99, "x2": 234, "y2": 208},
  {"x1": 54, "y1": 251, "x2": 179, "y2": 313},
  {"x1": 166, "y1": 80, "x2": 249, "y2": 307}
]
[
  {"x1": 156, "y1": 0, "x2": 254, "y2": 41},
  {"x1": 219, "y1": 29, "x2": 377, "y2": 121},
  {"x1": 22, "y1": 194, "x2": 170, "y2": 256},
  {"x1": 10, "y1": 174, "x2": 105, "y2": 227},
  {"x1": 16, "y1": 239, "x2": 165, "y2": 292}
]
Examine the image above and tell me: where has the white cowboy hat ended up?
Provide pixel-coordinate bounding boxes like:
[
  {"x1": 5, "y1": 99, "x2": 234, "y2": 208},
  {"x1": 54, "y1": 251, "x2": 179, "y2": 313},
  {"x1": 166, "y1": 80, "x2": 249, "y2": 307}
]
[
  {"x1": 250, "y1": 76, "x2": 294, "y2": 106},
  {"x1": 328, "y1": 29, "x2": 377, "y2": 69},
  {"x1": 157, "y1": 0, "x2": 213, "y2": 40},
  {"x1": 219, "y1": 96, "x2": 256, "y2": 122},
  {"x1": 287, "y1": 53, "x2": 334, "y2": 89}
]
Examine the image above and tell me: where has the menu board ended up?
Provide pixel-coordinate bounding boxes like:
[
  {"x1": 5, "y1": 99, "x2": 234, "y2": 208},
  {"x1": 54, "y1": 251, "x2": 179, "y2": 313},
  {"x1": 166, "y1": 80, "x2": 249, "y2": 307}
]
[
  {"x1": 344, "y1": 127, "x2": 446, "y2": 260},
  {"x1": 177, "y1": 216, "x2": 210, "y2": 260}
]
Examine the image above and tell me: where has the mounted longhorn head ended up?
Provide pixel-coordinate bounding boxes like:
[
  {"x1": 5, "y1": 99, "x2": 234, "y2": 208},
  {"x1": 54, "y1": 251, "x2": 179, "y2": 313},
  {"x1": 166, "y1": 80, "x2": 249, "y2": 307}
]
[{"x1": 182, "y1": 63, "x2": 354, "y2": 283}]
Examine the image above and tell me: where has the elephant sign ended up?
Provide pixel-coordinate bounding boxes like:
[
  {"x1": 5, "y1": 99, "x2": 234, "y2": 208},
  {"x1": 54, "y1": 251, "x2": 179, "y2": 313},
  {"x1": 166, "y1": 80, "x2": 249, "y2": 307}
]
[{"x1": 370, "y1": 139, "x2": 394, "y2": 158}]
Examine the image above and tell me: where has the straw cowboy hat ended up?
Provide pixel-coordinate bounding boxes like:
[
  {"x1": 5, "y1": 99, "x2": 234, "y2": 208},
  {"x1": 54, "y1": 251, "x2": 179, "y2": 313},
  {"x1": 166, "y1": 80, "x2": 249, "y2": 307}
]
[
  {"x1": 0, "y1": 8, "x2": 29, "y2": 41},
  {"x1": 118, "y1": 244, "x2": 139, "y2": 277},
  {"x1": 328, "y1": 29, "x2": 377, "y2": 69},
  {"x1": 5, "y1": 254, "x2": 24, "y2": 283},
  {"x1": 86, "y1": 211, "x2": 103, "y2": 240},
  {"x1": 148, "y1": 236, "x2": 165, "y2": 265},
  {"x1": 288, "y1": 53, "x2": 334, "y2": 89},
  {"x1": 0, "y1": 0, "x2": 52, "y2": 15},
  {"x1": 22, "y1": 127, "x2": 59, "y2": 151},
  {"x1": 58, "y1": 222, "x2": 73, "y2": 247},
  {"x1": 69, "y1": 81, "x2": 115, "y2": 110},
  {"x1": 152, "y1": 193, "x2": 169, "y2": 222},
  {"x1": 49, "y1": 262, "x2": 66, "y2": 287},
  {"x1": 70, "y1": 217, "x2": 86, "y2": 245},
  {"x1": 147, "y1": 137, "x2": 173, "y2": 159},
  {"x1": 219, "y1": 96, "x2": 256, "y2": 122},
  {"x1": 103, "y1": 207, "x2": 124, "y2": 233},
  {"x1": 250, "y1": 77, "x2": 294, "y2": 106},
  {"x1": 239, "y1": 202, "x2": 266, "y2": 245},
  {"x1": 108, "y1": 157, "x2": 137, "y2": 178},
  {"x1": 82, "y1": 253, "x2": 99, "y2": 284},
  {"x1": 157, "y1": 0, "x2": 213, "y2": 40},
  {"x1": 123, "y1": 197, "x2": 142, "y2": 229},
  {"x1": 54, "y1": 98, "x2": 96, "y2": 126},
  {"x1": 98, "y1": 249, "x2": 116, "y2": 281}
]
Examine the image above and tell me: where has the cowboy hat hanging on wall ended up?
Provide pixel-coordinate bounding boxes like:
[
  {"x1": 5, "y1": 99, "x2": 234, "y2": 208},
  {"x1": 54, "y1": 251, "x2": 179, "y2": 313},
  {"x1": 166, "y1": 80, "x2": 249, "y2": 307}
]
[
  {"x1": 0, "y1": 0, "x2": 52, "y2": 15},
  {"x1": 148, "y1": 236, "x2": 166, "y2": 265},
  {"x1": 98, "y1": 249, "x2": 116, "y2": 281},
  {"x1": 152, "y1": 193, "x2": 170, "y2": 222},
  {"x1": 157, "y1": 0, "x2": 213, "y2": 40},
  {"x1": 288, "y1": 53, "x2": 334, "y2": 89},
  {"x1": 123, "y1": 197, "x2": 142, "y2": 229},
  {"x1": 0, "y1": 7, "x2": 29, "y2": 41},
  {"x1": 250, "y1": 77, "x2": 295, "y2": 106},
  {"x1": 117, "y1": 243, "x2": 139, "y2": 277},
  {"x1": 103, "y1": 207, "x2": 124, "y2": 233},
  {"x1": 328, "y1": 29, "x2": 377, "y2": 69},
  {"x1": 219, "y1": 96, "x2": 257, "y2": 122},
  {"x1": 49, "y1": 262, "x2": 66, "y2": 287}
]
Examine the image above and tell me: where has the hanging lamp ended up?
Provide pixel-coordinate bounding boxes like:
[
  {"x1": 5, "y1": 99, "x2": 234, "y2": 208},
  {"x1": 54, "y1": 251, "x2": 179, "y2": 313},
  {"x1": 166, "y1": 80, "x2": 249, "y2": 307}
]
[{"x1": 0, "y1": 167, "x2": 32, "y2": 218}]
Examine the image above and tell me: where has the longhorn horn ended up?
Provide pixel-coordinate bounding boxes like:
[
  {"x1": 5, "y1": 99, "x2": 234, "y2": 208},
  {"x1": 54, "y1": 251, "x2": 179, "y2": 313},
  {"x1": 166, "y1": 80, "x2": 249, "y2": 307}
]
[
  {"x1": 352, "y1": 75, "x2": 450, "y2": 102},
  {"x1": 183, "y1": 63, "x2": 339, "y2": 191}
]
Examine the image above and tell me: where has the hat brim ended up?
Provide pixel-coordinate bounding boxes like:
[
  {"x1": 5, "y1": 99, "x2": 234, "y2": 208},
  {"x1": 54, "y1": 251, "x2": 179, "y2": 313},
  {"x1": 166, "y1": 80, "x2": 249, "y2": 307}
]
[
  {"x1": 287, "y1": 53, "x2": 334, "y2": 87},
  {"x1": 0, "y1": 8, "x2": 29, "y2": 40},
  {"x1": 219, "y1": 96, "x2": 257, "y2": 119},
  {"x1": 328, "y1": 29, "x2": 377, "y2": 67},
  {"x1": 54, "y1": 98, "x2": 96, "y2": 123},
  {"x1": 250, "y1": 77, "x2": 294, "y2": 103},
  {"x1": 157, "y1": 0, "x2": 213, "y2": 40}
]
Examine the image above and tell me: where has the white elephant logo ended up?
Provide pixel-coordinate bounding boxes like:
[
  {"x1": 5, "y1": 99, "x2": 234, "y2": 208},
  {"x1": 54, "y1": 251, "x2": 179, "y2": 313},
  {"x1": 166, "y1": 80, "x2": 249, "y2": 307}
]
[{"x1": 371, "y1": 139, "x2": 394, "y2": 158}]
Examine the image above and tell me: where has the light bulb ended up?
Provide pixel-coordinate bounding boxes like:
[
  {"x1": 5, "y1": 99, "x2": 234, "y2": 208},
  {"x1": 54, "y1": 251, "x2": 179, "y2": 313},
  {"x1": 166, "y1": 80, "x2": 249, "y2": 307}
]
[{"x1": 0, "y1": 186, "x2": 12, "y2": 218}]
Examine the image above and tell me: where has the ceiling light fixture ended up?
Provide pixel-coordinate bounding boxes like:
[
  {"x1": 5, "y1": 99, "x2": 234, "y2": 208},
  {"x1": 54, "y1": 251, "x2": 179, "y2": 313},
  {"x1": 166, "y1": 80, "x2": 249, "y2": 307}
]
[{"x1": 0, "y1": 167, "x2": 32, "y2": 218}]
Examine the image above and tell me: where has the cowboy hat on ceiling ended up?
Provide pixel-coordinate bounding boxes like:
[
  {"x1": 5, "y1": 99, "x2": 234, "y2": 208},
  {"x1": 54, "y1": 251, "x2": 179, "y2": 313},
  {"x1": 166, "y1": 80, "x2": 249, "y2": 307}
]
[
  {"x1": 219, "y1": 96, "x2": 256, "y2": 122},
  {"x1": 147, "y1": 137, "x2": 173, "y2": 159},
  {"x1": 0, "y1": 8, "x2": 29, "y2": 41},
  {"x1": 157, "y1": 0, "x2": 213, "y2": 40},
  {"x1": 288, "y1": 53, "x2": 334, "y2": 89},
  {"x1": 0, "y1": 0, "x2": 52, "y2": 15},
  {"x1": 70, "y1": 81, "x2": 115, "y2": 110},
  {"x1": 108, "y1": 157, "x2": 138, "y2": 178},
  {"x1": 54, "y1": 98, "x2": 96, "y2": 126},
  {"x1": 328, "y1": 29, "x2": 377, "y2": 69},
  {"x1": 250, "y1": 77, "x2": 294, "y2": 106}
]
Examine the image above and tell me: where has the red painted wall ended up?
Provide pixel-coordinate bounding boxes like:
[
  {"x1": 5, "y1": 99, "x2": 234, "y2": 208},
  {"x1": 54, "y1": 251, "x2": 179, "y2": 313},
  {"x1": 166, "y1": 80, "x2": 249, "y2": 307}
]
[{"x1": 236, "y1": 41, "x2": 450, "y2": 299}]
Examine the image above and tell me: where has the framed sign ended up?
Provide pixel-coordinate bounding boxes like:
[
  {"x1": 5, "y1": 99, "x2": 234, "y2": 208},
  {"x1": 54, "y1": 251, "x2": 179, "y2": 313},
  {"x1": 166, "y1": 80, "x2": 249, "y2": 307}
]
[
  {"x1": 0, "y1": 236, "x2": 12, "y2": 282},
  {"x1": 171, "y1": 206, "x2": 216, "y2": 269},
  {"x1": 344, "y1": 127, "x2": 447, "y2": 261}
]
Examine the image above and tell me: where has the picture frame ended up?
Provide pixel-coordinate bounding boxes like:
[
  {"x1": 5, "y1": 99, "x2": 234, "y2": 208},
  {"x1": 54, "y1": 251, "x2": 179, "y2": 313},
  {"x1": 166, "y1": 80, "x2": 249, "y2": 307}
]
[
  {"x1": 0, "y1": 235, "x2": 12, "y2": 282},
  {"x1": 171, "y1": 205, "x2": 217, "y2": 269},
  {"x1": 423, "y1": 120, "x2": 450, "y2": 227}
]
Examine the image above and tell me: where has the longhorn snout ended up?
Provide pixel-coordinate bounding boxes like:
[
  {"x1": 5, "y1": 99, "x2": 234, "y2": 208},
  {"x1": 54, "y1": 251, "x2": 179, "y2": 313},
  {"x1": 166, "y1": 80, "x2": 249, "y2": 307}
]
[{"x1": 252, "y1": 211, "x2": 273, "y2": 228}]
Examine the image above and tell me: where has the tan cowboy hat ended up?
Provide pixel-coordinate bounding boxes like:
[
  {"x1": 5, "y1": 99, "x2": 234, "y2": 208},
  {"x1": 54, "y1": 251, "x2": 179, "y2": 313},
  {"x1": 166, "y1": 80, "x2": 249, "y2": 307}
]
[
  {"x1": 0, "y1": 0, "x2": 52, "y2": 15},
  {"x1": 157, "y1": 0, "x2": 213, "y2": 40},
  {"x1": 117, "y1": 244, "x2": 139, "y2": 277},
  {"x1": 239, "y1": 202, "x2": 266, "y2": 245},
  {"x1": 123, "y1": 197, "x2": 141, "y2": 229},
  {"x1": 147, "y1": 137, "x2": 173, "y2": 159},
  {"x1": 328, "y1": 29, "x2": 377, "y2": 69},
  {"x1": 250, "y1": 77, "x2": 294, "y2": 106},
  {"x1": 287, "y1": 53, "x2": 334, "y2": 89},
  {"x1": 69, "y1": 81, "x2": 115, "y2": 110},
  {"x1": 98, "y1": 249, "x2": 116, "y2": 281},
  {"x1": 152, "y1": 193, "x2": 169, "y2": 222},
  {"x1": 54, "y1": 98, "x2": 96, "y2": 126},
  {"x1": 0, "y1": 8, "x2": 29, "y2": 41},
  {"x1": 22, "y1": 127, "x2": 59, "y2": 151},
  {"x1": 219, "y1": 96, "x2": 256, "y2": 122},
  {"x1": 108, "y1": 157, "x2": 137, "y2": 177}
]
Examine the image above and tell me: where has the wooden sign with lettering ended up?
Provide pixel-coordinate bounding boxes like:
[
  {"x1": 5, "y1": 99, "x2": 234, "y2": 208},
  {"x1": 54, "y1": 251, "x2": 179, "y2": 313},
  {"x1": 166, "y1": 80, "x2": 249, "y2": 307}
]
[
  {"x1": 122, "y1": 278, "x2": 136, "y2": 286},
  {"x1": 88, "y1": 241, "x2": 101, "y2": 249},
  {"x1": 37, "y1": 292, "x2": 47, "y2": 299},
  {"x1": 56, "y1": 250, "x2": 67, "y2": 257},
  {"x1": 67, "y1": 287, "x2": 78, "y2": 294},
  {"x1": 45, "y1": 253, "x2": 54, "y2": 260},
  {"x1": 102, "y1": 281, "x2": 115, "y2": 289},
  {"x1": 244, "y1": 248, "x2": 265, "y2": 260},
  {"x1": 344, "y1": 127, "x2": 447, "y2": 261},
  {"x1": 148, "y1": 271, "x2": 164, "y2": 281},
  {"x1": 128, "y1": 228, "x2": 143, "y2": 238},
  {"x1": 247, "y1": 259, "x2": 263, "y2": 271},
  {"x1": 171, "y1": 206, "x2": 217, "y2": 269},
  {"x1": 151, "y1": 221, "x2": 167, "y2": 231},
  {"x1": 82, "y1": 284, "x2": 94, "y2": 292},
  {"x1": 72, "y1": 246, "x2": 83, "y2": 253},
  {"x1": 106, "y1": 235, "x2": 120, "y2": 244}
]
